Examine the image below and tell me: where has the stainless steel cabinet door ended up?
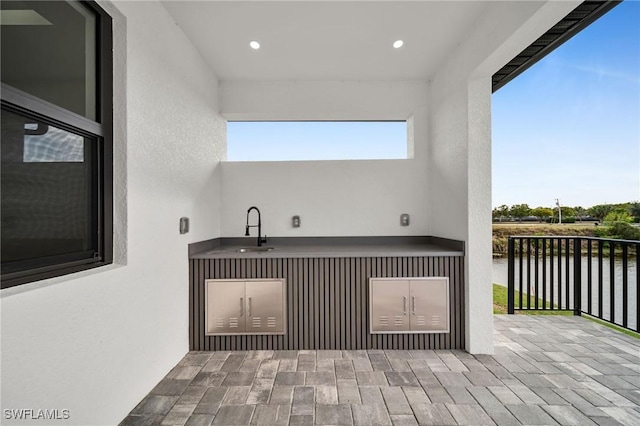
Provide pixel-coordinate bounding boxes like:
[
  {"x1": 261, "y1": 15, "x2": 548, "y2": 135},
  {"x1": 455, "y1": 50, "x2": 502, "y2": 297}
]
[
  {"x1": 205, "y1": 280, "x2": 246, "y2": 334},
  {"x1": 409, "y1": 278, "x2": 449, "y2": 332},
  {"x1": 245, "y1": 280, "x2": 285, "y2": 334},
  {"x1": 370, "y1": 279, "x2": 410, "y2": 333}
]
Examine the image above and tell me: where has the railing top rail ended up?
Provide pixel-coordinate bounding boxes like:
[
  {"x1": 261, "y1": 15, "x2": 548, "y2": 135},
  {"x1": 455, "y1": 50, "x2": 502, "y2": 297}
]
[{"x1": 507, "y1": 235, "x2": 640, "y2": 244}]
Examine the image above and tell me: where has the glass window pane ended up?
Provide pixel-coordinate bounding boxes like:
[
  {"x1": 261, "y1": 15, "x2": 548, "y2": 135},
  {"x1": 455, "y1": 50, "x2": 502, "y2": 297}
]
[
  {"x1": 24, "y1": 125, "x2": 85, "y2": 162},
  {"x1": 1, "y1": 108, "x2": 97, "y2": 268},
  {"x1": 1, "y1": 0, "x2": 97, "y2": 120}
]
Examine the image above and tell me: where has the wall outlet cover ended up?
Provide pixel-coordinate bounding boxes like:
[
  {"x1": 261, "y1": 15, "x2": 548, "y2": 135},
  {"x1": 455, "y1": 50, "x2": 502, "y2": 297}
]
[
  {"x1": 400, "y1": 213, "x2": 410, "y2": 226},
  {"x1": 292, "y1": 215, "x2": 301, "y2": 228},
  {"x1": 180, "y1": 217, "x2": 189, "y2": 234}
]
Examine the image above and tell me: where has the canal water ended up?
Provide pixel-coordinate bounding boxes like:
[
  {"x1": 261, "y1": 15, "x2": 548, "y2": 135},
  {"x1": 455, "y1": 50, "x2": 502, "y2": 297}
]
[{"x1": 493, "y1": 256, "x2": 638, "y2": 332}]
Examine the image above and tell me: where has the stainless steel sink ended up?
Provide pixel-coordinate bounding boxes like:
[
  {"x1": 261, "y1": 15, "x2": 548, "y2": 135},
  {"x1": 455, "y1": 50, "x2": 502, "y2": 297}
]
[{"x1": 236, "y1": 247, "x2": 274, "y2": 253}]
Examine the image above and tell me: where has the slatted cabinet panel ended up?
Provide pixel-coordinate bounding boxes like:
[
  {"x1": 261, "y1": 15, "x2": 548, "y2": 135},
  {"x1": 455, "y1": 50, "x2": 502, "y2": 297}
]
[{"x1": 190, "y1": 256, "x2": 464, "y2": 350}]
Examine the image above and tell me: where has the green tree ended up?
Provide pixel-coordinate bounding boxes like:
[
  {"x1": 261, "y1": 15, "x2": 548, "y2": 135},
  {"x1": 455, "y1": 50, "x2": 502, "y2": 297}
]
[
  {"x1": 561, "y1": 206, "x2": 575, "y2": 218},
  {"x1": 492, "y1": 205, "x2": 510, "y2": 222},
  {"x1": 594, "y1": 222, "x2": 640, "y2": 240},
  {"x1": 573, "y1": 206, "x2": 586, "y2": 222},
  {"x1": 629, "y1": 202, "x2": 640, "y2": 221},
  {"x1": 531, "y1": 207, "x2": 553, "y2": 222},
  {"x1": 509, "y1": 204, "x2": 531, "y2": 222},
  {"x1": 550, "y1": 206, "x2": 576, "y2": 223},
  {"x1": 603, "y1": 209, "x2": 633, "y2": 224},
  {"x1": 588, "y1": 204, "x2": 613, "y2": 220}
]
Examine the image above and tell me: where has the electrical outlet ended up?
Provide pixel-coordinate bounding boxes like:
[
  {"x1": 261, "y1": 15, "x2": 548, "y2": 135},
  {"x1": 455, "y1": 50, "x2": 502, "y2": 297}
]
[
  {"x1": 180, "y1": 217, "x2": 189, "y2": 234},
  {"x1": 292, "y1": 215, "x2": 301, "y2": 228},
  {"x1": 400, "y1": 213, "x2": 410, "y2": 226}
]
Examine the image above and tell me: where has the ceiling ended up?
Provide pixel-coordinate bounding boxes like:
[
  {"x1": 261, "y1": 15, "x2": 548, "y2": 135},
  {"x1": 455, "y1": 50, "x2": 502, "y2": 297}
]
[{"x1": 161, "y1": 1, "x2": 490, "y2": 81}]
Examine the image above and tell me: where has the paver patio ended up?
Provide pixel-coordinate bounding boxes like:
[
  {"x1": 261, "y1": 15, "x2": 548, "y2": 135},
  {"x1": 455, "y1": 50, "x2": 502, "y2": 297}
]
[{"x1": 121, "y1": 315, "x2": 640, "y2": 425}]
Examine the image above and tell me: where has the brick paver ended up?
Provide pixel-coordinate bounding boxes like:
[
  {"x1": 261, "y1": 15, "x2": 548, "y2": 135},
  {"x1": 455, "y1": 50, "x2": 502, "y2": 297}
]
[{"x1": 121, "y1": 316, "x2": 640, "y2": 425}]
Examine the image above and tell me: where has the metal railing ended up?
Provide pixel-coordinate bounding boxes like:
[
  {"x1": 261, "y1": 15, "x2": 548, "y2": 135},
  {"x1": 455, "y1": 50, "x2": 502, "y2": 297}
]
[{"x1": 507, "y1": 236, "x2": 639, "y2": 332}]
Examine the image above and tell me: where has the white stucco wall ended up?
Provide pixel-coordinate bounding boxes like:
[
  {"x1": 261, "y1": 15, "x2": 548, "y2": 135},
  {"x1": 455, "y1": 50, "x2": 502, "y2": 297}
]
[
  {"x1": 428, "y1": 0, "x2": 580, "y2": 354},
  {"x1": 0, "y1": 1, "x2": 225, "y2": 424},
  {"x1": 219, "y1": 80, "x2": 430, "y2": 237},
  {"x1": 221, "y1": 159, "x2": 428, "y2": 237}
]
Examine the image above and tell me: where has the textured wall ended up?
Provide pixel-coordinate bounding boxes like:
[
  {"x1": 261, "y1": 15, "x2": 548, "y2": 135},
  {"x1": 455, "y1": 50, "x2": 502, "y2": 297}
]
[
  {"x1": 220, "y1": 80, "x2": 430, "y2": 238},
  {"x1": 428, "y1": 1, "x2": 579, "y2": 354},
  {"x1": 0, "y1": 1, "x2": 225, "y2": 424},
  {"x1": 221, "y1": 159, "x2": 429, "y2": 238}
]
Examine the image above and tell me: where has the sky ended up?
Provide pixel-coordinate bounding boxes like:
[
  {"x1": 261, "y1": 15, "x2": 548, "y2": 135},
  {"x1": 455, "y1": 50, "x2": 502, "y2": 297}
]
[
  {"x1": 492, "y1": 0, "x2": 640, "y2": 209},
  {"x1": 228, "y1": 121, "x2": 406, "y2": 161},
  {"x1": 228, "y1": 1, "x2": 639, "y2": 210}
]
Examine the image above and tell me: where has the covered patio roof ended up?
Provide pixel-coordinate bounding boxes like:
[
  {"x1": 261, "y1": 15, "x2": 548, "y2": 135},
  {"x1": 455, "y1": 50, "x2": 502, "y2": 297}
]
[{"x1": 492, "y1": 0, "x2": 620, "y2": 92}]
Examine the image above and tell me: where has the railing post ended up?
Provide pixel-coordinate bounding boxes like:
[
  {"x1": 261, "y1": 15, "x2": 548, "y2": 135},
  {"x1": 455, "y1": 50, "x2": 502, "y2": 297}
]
[
  {"x1": 622, "y1": 244, "x2": 628, "y2": 329},
  {"x1": 636, "y1": 243, "x2": 639, "y2": 332},
  {"x1": 573, "y1": 237, "x2": 582, "y2": 316},
  {"x1": 507, "y1": 237, "x2": 515, "y2": 314}
]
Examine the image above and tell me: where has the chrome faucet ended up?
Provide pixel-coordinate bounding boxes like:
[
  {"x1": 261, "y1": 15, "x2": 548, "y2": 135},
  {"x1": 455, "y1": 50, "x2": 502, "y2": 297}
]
[{"x1": 245, "y1": 206, "x2": 267, "y2": 247}]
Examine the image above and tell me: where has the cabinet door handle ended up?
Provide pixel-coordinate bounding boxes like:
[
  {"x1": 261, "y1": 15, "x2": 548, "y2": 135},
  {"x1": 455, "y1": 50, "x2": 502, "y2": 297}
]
[
  {"x1": 240, "y1": 297, "x2": 244, "y2": 317},
  {"x1": 248, "y1": 297, "x2": 252, "y2": 317},
  {"x1": 412, "y1": 296, "x2": 416, "y2": 315},
  {"x1": 403, "y1": 296, "x2": 407, "y2": 315}
]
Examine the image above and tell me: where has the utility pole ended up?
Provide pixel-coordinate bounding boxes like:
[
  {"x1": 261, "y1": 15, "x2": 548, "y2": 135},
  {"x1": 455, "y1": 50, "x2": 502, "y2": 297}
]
[{"x1": 555, "y1": 198, "x2": 562, "y2": 224}]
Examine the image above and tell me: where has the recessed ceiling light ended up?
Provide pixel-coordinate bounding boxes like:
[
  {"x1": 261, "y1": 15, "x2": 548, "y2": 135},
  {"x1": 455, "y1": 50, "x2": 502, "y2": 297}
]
[
  {"x1": 249, "y1": 41, "x2": 260, "y2": 50},
  {"x1": 393, "y1": 40, "x2": 404, "y2": 49}
]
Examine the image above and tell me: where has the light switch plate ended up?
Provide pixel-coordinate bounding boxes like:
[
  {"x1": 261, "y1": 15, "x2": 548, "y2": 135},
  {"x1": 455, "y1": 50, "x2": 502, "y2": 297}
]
[{"x1": 400, "y1": 213, "x2": 410, "y2": 226}]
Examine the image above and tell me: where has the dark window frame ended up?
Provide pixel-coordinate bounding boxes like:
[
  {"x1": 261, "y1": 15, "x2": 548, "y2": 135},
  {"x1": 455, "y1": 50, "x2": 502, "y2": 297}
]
[{"x1": 1, "y1": 0, "x2": 113, "y2": 289}]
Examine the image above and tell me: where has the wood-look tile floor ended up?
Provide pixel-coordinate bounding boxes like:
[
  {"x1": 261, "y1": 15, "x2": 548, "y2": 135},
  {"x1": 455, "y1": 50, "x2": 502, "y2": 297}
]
[{"x1": 120, "y1": 315, "x2": 640, "y2": 425}]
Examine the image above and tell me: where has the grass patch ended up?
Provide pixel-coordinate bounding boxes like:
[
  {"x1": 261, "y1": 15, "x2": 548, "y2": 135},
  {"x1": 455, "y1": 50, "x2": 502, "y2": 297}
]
[
  {"x1": 492, "y1": 284, "x2": 509, "y2": 314},
  {"x1": 492, "y1": 284, "x2": 572, "y2": 315},
  {"x1": 493, "y1": 284, "x2": 640, "y2": 339}
]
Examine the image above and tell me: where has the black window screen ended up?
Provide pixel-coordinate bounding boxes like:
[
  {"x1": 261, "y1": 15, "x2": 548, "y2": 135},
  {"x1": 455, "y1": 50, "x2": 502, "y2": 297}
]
[{"x1": 1, "y1": 109, "x2": 98, "y2": 274}]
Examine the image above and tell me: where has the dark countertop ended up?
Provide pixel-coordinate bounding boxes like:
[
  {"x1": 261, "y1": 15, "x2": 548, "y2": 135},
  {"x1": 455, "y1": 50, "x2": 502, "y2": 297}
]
[{"x1": 189, "y1": 236, "x2": 464, "y2": 259}]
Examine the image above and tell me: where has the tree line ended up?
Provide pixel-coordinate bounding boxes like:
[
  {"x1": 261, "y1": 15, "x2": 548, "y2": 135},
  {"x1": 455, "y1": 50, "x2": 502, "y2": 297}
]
[{"x1": 493, "y1": 202, "x2": 640, "y2": 223}]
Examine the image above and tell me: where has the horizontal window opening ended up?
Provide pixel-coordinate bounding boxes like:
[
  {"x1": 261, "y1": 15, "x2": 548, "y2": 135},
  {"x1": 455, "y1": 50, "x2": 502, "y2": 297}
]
[{"x1": 226, "y1": 121, "x2": 410, "y2": 162}]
